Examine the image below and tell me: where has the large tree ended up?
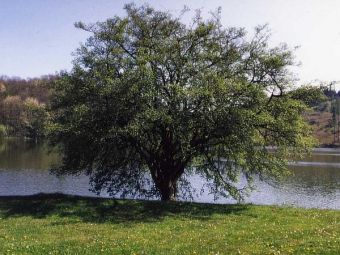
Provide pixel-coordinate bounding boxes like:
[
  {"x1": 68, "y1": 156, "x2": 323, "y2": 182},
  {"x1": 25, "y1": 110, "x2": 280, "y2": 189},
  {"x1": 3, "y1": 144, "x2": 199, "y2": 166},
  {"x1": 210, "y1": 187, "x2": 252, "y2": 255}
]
[{"x1": 49, "y1": 4, "x2": 314, "y2": 201}]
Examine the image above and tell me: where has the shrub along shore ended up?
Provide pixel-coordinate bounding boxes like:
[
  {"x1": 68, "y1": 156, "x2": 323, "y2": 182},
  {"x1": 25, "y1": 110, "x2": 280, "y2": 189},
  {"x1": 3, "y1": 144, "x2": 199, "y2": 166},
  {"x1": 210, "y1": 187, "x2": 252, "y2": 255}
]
[{"x1": 0, "y1": 193, "x2": 339, "y2": 254}]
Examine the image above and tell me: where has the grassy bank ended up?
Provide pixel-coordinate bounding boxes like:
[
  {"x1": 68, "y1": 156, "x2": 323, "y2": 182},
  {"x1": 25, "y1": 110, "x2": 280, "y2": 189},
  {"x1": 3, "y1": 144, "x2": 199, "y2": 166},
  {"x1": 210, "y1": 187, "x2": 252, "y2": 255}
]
[{"x1": 0, "y1": 194, "x2": 339, "y2": 254}]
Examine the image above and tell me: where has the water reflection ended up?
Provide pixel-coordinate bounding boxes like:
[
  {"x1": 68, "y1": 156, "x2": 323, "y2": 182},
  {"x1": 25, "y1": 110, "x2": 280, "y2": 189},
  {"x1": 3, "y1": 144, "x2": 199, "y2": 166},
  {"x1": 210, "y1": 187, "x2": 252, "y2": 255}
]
[
  {"x1": 0, "y1": 138, "x2": 59, "y2": 170},
  {"x1": 256, "y1": 166, "x2": 340, "y2": 209},
  {"x1": 0, "y1": 139, "x2": 339, "y2": 209},
  {"x1": 288, "y1": 166, "x2": 340, "y2": 192}
]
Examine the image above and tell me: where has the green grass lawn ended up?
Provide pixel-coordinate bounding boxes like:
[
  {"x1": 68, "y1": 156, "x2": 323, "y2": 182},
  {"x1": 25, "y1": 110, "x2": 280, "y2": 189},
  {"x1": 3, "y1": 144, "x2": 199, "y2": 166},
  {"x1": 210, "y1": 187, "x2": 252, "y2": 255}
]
[{"x1": 0, "y1": 194, "x2": 339, "y2": 254}]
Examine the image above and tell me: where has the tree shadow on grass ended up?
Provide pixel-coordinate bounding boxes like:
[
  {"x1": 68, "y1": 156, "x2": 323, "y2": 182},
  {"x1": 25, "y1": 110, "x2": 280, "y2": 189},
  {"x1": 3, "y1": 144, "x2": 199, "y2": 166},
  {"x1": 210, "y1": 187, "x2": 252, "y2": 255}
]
[{"x1": 0, "y1": 193, "x2": 248, "y2": 225}]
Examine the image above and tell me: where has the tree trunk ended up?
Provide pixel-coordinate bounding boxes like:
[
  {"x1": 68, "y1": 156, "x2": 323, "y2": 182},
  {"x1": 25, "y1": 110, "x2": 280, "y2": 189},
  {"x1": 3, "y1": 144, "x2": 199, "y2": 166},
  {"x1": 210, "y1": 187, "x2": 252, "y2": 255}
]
[
  {"x1": 149, "y1": 153, "x2": 185, "y2": 201},
  {"x1": 159, "y1": 180, "x2": 177, "y2": 201},
  {"x1": 150, "y1": 166, "x2": 183, "y2": 201}
]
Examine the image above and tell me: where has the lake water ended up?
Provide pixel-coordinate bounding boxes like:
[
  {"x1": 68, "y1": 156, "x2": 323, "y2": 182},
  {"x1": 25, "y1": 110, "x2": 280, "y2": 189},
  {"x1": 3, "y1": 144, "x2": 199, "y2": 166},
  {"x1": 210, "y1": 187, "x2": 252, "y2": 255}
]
[{"x1": 0, "y1": 138, "x2": 339, "y2": 209}]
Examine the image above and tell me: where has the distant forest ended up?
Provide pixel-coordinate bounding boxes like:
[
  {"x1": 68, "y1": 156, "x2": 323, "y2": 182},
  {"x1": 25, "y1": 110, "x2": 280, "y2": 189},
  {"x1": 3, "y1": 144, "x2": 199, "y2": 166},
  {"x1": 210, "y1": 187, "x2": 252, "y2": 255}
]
[
  {"x1": 1, "y1": 75, "x2": 340, "y2": 146},
  {"x1": 0, "y1": 76, "x2": 55, "y2": 139}
]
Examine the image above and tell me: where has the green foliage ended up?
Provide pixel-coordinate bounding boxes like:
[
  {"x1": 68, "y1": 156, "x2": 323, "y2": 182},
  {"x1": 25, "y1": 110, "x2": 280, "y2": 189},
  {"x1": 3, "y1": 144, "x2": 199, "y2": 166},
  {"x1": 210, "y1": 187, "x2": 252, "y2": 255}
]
[
  {"x1": 23, "y1": 98, "x2": 49, "y2": 139},
  {"x1": 0, "y1": 95, "x2": 24, "y2": 135},
  {"x1": 321, "y1": 84, "x2": 338, "y2": 99},
  {"x1": 0, "y1": 194, "x2": 340, "y2": 254},
  {"x1": 288, "y1": 85, "x2": 327, "y2": 107},
  {"x1": 0, "y1": 124, "x2": 7, "y2": 138},
  {"x1": 0, "y1": 76, "x2": 53, "y2": 138},
  {"x1": 49, "y1": 4, "x2": 315, "y2": 201},
  {"x1": 0, "y1": 82, "x2": 6, "y2": 95},
  {"x1": 315, "y1": 101, "x2": 330, "y2": 112}
]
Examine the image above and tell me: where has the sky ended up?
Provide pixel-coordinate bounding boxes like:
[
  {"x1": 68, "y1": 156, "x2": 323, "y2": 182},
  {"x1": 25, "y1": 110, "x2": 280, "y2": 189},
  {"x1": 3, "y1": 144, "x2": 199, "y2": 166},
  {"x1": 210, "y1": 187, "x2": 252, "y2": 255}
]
[{"x1": 1, "y1": 0, "x2": 340, "y2": 86}]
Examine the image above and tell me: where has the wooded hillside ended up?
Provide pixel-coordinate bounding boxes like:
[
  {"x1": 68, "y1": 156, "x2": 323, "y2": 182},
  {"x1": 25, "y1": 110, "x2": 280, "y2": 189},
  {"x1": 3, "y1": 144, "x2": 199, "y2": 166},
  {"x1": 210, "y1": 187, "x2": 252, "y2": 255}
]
[{"x1": 0, "y1": 76, "x2": 54, "y2": 138}]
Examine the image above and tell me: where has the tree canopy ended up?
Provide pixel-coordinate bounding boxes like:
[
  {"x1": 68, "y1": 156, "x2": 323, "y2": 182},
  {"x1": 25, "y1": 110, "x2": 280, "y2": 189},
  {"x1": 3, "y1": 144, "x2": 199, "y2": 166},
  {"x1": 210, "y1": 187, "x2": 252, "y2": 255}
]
[
  {"x1": 49, "y1": 4, "x2": 315, "y2": 201},
  {"x1": 288, "y1": 85, "x2": 327, "y2": 107}
]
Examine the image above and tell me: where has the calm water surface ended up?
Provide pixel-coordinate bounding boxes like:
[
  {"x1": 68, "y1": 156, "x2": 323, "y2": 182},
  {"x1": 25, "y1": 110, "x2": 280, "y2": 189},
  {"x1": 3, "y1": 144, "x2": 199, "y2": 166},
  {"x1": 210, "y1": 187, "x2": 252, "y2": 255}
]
[{"x1": 0, "y1": 138, "x2": 339, "y2": 209}]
